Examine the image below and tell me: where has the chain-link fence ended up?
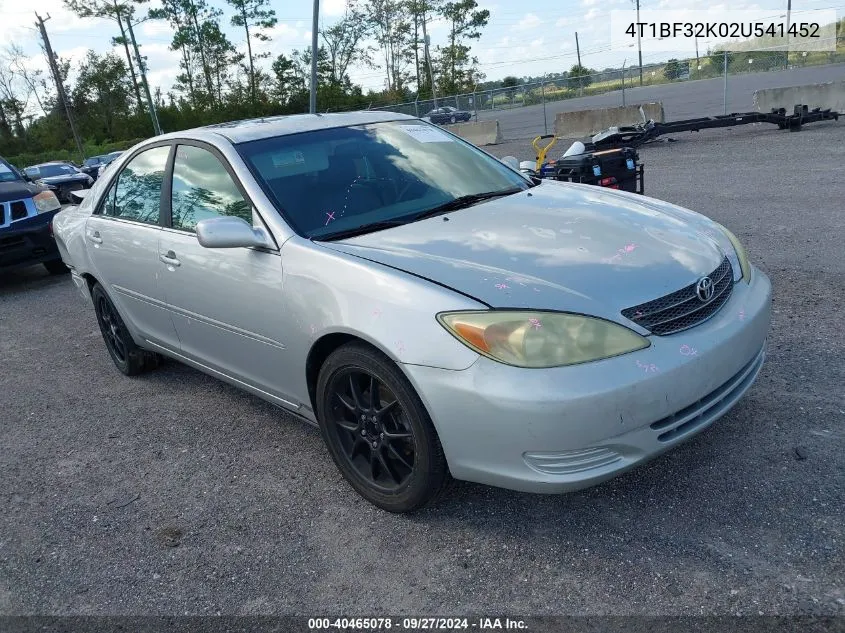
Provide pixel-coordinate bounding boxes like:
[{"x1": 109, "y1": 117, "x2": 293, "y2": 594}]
[{"x1": 368, "y1": 45, "x2": 845, "y2": 139}]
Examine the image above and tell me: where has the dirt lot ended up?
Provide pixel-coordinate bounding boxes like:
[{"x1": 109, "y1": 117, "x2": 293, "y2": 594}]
[{"x1": 1, "y1": 122, "x2": 843, "y2": 618}]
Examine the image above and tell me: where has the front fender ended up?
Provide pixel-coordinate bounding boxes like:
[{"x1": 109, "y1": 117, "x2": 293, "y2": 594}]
[{"x1": 281, "y1": 236, "x2": 484, "y2": 372}]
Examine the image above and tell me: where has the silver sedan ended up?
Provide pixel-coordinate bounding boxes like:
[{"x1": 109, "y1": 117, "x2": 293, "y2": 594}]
[{"x1": 53, "y1": 111, "x2": 772, "y2": 513}]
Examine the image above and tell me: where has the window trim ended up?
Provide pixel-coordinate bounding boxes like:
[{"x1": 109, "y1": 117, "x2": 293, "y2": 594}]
[
  {"x1": 163, "y1": 138, "x2": 279, "y2": 252},
  {"x1": 93, "y1": 140, "x2": 175, "y2": 228}
]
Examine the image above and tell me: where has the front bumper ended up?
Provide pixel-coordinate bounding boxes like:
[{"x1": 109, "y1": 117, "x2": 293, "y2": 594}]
[
  {"x1": 0, "y1": 213, "x2": 61, "y2": 270},
  {"x1": 403, "y1": 267, "x2": 772, "y2": 493}
]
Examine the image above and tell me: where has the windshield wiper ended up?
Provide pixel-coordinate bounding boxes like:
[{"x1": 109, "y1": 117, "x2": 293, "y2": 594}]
[
  {"x1": 312, "y1": 187, "x2": 524, "y2": 242},
  {"x1": 312, "y1": 219, "x2": 411, "y2": 242},
  {"x1": 411, "y1": 187, "x2": 524, "y2": 221}
]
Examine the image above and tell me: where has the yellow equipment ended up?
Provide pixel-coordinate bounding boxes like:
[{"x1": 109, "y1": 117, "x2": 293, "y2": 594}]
[{"x1": 532, "y1": 134, "x2": 559, "y2": 172}]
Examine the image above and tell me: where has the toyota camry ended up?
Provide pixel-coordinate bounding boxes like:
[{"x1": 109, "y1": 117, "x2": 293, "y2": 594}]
[{"x1": 52, "y1": 111, "x2": 772, "y2": 513}]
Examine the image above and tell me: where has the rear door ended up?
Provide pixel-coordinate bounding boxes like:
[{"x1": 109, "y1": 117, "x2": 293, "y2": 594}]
[
  {"x1": 156, "y1": 142, "x2": 292, "y2": 402},
  {"x1": 85, "y1": 144, "x2": 180, "y2": 349}
]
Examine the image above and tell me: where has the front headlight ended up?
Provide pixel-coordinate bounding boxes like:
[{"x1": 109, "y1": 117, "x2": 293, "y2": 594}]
[
  {"x1": 33, "y1": 190, "x2": 62, "y2": 213},
  {"x1": 437, "y1": 311, "x2": 650, "y2": 368},
  {"x1": 714, "y1": 222, "x2": 751, "y2": 283}
]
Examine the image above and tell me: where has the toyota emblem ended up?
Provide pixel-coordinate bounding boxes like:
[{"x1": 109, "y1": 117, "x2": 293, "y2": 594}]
[{"x1": 696, "y1": 276, "x2": 715, "y2": 303}]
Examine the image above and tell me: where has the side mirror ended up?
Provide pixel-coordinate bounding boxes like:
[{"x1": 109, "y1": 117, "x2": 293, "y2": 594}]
[
  {"x1": 196, "y1": 216, "x2": 275, "y2": 250},
  {"x1": 500, "y1": 155, "x2": 520, "y2": 170}
]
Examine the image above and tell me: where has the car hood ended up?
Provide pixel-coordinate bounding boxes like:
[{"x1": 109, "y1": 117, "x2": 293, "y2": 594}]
[
  {"x1": 0, "y1": 180, "x2": 41, "y2": 203},
  {"x1": 318, "y1": 181, "x2": 732, "y2": 323}
]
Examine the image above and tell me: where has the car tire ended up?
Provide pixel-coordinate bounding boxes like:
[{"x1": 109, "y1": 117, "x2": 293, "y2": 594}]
[
  {"x1": 91, "y1": 282, "x2": 160, "y2": 376},
  {"x1": 43, "y1": 259, "x2": 69, "y2": 275},
  {"x1": 450, "y1": 115, "x2": 456, "y2": 124},
  {"x1": 316, "y1": 342, "x2": 451, "y2": 513}
]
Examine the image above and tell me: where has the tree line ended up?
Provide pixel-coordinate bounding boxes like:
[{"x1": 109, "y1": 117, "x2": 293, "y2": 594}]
[{"x1": 0, "y1": 0, "x2": 490, "y2": 164}]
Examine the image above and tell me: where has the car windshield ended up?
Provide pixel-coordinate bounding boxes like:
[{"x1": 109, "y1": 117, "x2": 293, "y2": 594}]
[
  {"x1": 237, "y1": 120, "x2": 528, "y2": 240},
  {"x1": 0, "y1": 159, "x2": 22, "y2": 183},
  {"x1": 83, "y1": 156, "x2": 105, "y2": 166},
  {"x1": 27, "y1": 164, "x2": 77, "y2": 178}
]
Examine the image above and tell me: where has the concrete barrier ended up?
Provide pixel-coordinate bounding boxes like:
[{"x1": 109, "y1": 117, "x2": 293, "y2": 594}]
[
  {"x1": 447, "y1": 120, "x2": 502, "y2": 146},
  {"x1": 753, "y1": 81, "x2": 845, "y2": 114},
  {"x1": 554, "y1": 102, "x2": 665, "y2": 138}
]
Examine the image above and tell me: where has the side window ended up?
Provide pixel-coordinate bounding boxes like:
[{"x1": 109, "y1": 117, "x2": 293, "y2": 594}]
[
  {"x1": 171, "y1": 145, "x2": 252, "y2": 233},
  {"x1": 105, "y1": 146, "x2": 170, "y2": 224},
  {"x1": 100, "y1": 180, "x2": 117, "y2": 216}
]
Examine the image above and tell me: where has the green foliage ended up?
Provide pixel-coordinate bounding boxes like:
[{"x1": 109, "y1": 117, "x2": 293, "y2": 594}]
[
  {"x1": 664, "y1": 58, "x2": 681, "y2": 80},
  {"x1": 567, "y1": 64, "x2": 594, "y2": 88},
  {"x1": 2, "y1": 0, "x2": 492, "y2": 158},
  {"x1": 435, "y1": 0, "x2": 489, "y2": 94}
]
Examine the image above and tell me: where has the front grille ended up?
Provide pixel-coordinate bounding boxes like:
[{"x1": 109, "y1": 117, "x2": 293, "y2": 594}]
[
  {"x1": 10, "y1": 201, "x2": 27, "y2": 221},
  {"x1": 622, "y1": 257, "x2": 734, "y2": 335}
]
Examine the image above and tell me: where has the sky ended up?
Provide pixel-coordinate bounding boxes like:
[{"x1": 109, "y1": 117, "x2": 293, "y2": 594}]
[{"x1": 2, "y1": 0, "x2": 842, "y2": 106}]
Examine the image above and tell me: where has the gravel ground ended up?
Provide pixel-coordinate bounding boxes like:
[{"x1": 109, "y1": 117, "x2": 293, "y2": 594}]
[{"x1": 1, "y1": 122, "x2": 844, "y2": 619}]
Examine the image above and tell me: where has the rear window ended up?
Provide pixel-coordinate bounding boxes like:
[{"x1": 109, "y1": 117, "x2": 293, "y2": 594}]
[{"x1": 26, "y1": 164, "x2": 77, "y2": 178}]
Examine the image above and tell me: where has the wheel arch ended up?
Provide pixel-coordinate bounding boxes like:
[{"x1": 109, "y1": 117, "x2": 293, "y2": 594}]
[
  {"x1": 80, "y1": 271, "x2": 99, "y2": 297},
  {"x1": 305, "y1": 332, "x2": 423, "y2": 423}
]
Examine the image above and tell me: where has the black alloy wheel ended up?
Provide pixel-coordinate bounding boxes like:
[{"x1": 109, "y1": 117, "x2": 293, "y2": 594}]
[
  {"x1": 316, "y1": 343, "x2": 450, "y2": 512},
  {"x1": 91, "y1": 283, "x2": 159, "y2": 376}
]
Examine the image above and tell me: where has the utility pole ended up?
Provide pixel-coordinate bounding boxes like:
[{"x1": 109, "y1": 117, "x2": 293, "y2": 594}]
[
  {"x1": 113, "y1": 3, "x2": 144, "y2": 115},
  {"x1": 694, "y1": 36, "x2": 699, "y2": 74},
  {"x1": 635, "y1": 0, "x2": 643, "y2": 85},
  {"x1": 622, "y1": 59, "x2": 627, "y2": 106},
  {"x1": 785, "y1": 0, "x2": 792, "y2": 68},
  {"x1": 35, "y1": 12, "x2": 85, "y2": 163},
  {"x1": 310, "y1": 0, "x2": 320, "y2": 113},
  {"x1": 575, "y1": 31, "x2": 583, "y2": 95},
  {"x1": 422, "y1": 14, "x2": 437, "y2": 107},
  {"x1": 126, "y1": 15, "x2": 162, "y2": 135}
]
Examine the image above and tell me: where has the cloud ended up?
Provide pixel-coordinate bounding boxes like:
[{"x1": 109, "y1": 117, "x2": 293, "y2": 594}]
[
  {"x1": 141, "y1": 20, "x2": 174, "y2": 40},
  {"x1": 322, "y1": 0, "x2": 348, "y2": 18},
  {"x1": 516, "y1": 13, "x2": 541, "y2": 31}
]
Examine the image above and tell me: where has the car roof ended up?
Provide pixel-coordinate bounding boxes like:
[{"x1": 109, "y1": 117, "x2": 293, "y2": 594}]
[
  {"x1": 31, "y1": 161, "x2": 73, "y2": 167},
  {"x1": 154, "y1": 110, "x2": 418, "y2": 145}
]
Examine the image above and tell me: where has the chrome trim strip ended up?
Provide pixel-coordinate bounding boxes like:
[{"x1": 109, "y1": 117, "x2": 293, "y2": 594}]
[
  {"x1": 112, "y1": 285, "x2": 169, "y2": 309},
  {"x1": 167, "y1": 303, "x2": 286, "y2": 349},
  {"x1": 113, "y1": 285, "x2": 286, "y2": 349}
]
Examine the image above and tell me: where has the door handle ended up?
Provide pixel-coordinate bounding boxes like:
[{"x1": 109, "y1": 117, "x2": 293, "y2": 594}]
[
  {"x1": 88, "y1": 230, "x2": 103, "y2": 244},
  {"x1": 159, "y1": 250, "x2": 181, "y2": 267}
]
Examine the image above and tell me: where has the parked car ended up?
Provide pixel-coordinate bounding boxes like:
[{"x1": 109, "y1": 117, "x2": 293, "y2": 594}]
[
  {"x1": 96, "y1": 151, "x2": 124, "y2": 178},
  {"x1": 53, "y1": 111, "x2": 772, "y2": 513},
  {"x1": 425, "y1": 106, "x2": 473, "y2": 125},
  {"x1": 80, "y1": 155, "x2": 109, "y2": 181},
  {"x1": 1, "y1": 155, "x2": 67, "y2": 274},
  {"x1": 23, "y1": 162, "x2": 94, "y2": 203}
]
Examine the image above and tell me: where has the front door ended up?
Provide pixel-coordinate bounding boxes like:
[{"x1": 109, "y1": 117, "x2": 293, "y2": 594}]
[
  {"x1": 156, "y1": 143, "x2": 292, "y2": 403},
  {"x1": 85, "y1": 144, "x2": 179, "y2": 349}
]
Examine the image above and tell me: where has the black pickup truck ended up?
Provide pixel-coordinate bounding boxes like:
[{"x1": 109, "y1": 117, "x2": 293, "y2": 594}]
[{"x1": 1, "y1": 155, "x2": 68, "y2": 275}]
